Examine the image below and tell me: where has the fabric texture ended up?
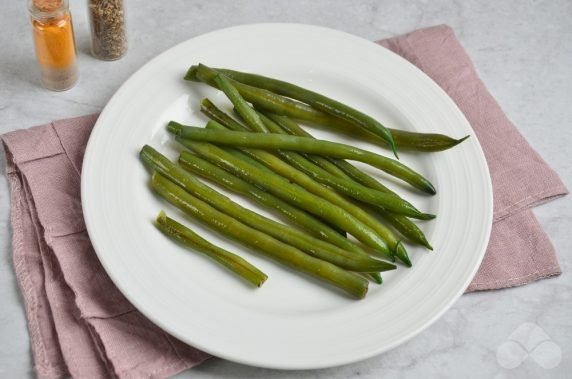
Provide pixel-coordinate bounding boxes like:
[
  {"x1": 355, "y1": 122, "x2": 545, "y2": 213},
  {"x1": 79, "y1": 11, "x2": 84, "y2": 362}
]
[
  {"x1": 377, "y1": 25, "x2": 567, "y2": 290},
  {"x1": 1, "y1": 24, "x2": 567, "y2": 378},
  {"x1": 2, "y1": 117, "x2": 210, "y2": 379}
]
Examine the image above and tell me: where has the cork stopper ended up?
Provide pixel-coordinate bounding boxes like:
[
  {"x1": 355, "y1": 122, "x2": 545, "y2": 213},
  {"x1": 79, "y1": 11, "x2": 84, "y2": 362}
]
[{"x1": 29, "y1": 0, "x2": 67, "y2": 16}]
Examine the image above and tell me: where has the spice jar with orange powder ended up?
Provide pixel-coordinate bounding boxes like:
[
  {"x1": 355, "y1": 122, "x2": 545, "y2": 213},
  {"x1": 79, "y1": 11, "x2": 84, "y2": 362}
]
[{"x1": 28, "y1": 0, "x2": 78, "y2": 91}]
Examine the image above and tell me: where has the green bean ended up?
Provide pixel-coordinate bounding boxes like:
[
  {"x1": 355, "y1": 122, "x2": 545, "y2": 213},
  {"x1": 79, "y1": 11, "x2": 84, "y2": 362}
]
[
  {"x1": 194, "y1": 119, "x2": 409, "y2": 266},
  {"x1": 380, "y1": 213, "x2": 432, "y2": 250},
  {"x1": 366, "y1": 272, "x2": 382, "y2": 284},
  {"x1": 210, "y1": 69, "x2": 268, "y2": 133},
  {"x1": 186, "y1": 66, "x2": 468, "y2": 152},
  {"x1": 266, "y1": 112, "x2": 369, "y2": 180},
  {"x1": 150, "y1": 172, "x2": 369, "y2": 299},
  {"x1": 141, "y1": 145, "x2": 393, "y2": 272},
  {"x1": 155, "y1": 210, "x2": 268, "y2": 287},
  {"x1": 251, "y1": 113, "x2": 434, "y2": 220},
  {"x1": 175, "y1": 125, "x2": 436, "y2": 195},
  {"x1": 265, "y1": 110, "x2": 315, "y2": 138},
  {"x1": 304, "y1": 152, "x2": 353, "y2": 179},
  {"x1": 192, "y1": 64, "x2": 398, "y2": 158},
  {"x1": 268, "y1": 113, "x2": 433, "y2": 250},
  {"x1": 201, "y1": 98, "x2": 248, "y2": 132},
  {"x1": 168, "y1": 136, "x2": 393, "y2": 259},
  {"x1": 389, "y1": 131, "x2": 469, "y2": 153},
  {"x1": 225, "y1": 147, "x2": 273, "y2": 173}
]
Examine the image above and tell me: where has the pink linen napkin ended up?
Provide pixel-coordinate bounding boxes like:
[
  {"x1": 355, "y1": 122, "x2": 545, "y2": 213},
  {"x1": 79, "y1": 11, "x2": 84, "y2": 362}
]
[
  {"x1": 2, "y1": 115, "x2": 211, "y2": 379},
  {"x1": 1, "y1": 25, "x2": 567, "y2": 378},
  {"x1": 378, "y1": 25, "x2": 567, "y2": 290}
]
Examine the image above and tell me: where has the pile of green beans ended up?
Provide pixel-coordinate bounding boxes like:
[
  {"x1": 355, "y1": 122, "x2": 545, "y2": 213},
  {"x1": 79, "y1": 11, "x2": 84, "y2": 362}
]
[
  {"x1": 196, "y1": 64, "x2": 399, "y2": 158},
  {"x1": 199, "y1": 99, "x2": 431, "y2": 250},
  {"x1": 186, "y1": 65, "x2": 470, "y2": 152},
  {"x1": 142, "y1": 145, "x2": 395, "y2": 273},
  {"x1": 151, "y1": 172, "x2": 369, "y2": 298},
  {"x1": 139, "y1": 64, "x2": 470, "y2": 299}
]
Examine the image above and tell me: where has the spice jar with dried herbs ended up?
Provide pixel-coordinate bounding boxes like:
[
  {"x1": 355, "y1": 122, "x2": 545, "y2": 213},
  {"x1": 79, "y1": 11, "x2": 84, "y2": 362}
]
[
  {"x1": 88, "y1": 0, "x2": 127, "y2": 60},
  {"x1": 29, "y1": 0, "x2": 78, "y2": 91}
]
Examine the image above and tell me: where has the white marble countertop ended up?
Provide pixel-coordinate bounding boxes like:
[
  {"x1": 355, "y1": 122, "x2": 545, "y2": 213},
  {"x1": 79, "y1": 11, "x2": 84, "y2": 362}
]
[{"x1": 1, "y1": 1, "x2": 570, "y2": 378}]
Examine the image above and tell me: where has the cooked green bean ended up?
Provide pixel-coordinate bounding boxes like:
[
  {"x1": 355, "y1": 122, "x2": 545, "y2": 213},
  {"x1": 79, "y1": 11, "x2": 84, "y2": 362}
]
[
  {"x1": 168, "y1": 135, "x2": 393, "y2": 259},
  {"x1": 366, "y1": 272, "x2": 382, "y2": 284},
  {"x1": 268, "y1": 113, "x2": 433, "y2": 250},
  {"x1": 141, "y1": 145, "x2": 393, "y2": 272},
  {"x1": 266, "y1": 112, "x2": 372, "y2": 180},
  {"x1": 192, "y1": 64, "x2": 398, "y2": 158},
  {"x1": 186, "y1": 66, "x2": 468, "y2": 152},
  {"x1": 211, "y1": 69, "x2": 268, "y2": 133},
  {"x1": 175, "y1": 125, "x2": 436, "y2": 195},
  {"x1": 150, "y1": 172, "x2": 369, "y2": 298},
  {"x1": 380, "y1": 212, "x2": 432, "y2": 250},
  {"x1": 389, "y1": 131, "x2": 469, "y2": 153},
  {"x1": 179, "y1": 152, "x2": 363, "y2": 254},
  {"x1": 265, "y1": 109, "x2": 316, "y2": 138},
  {"x1": 155, "y1": 210, "x2": 268, "y2": 287},
  {"x1": 193, "y1": 119, "x2": 409, "y2": 265},
  {"x1": 263, "y1": 112, "x2": 355, "y2": 179},
  {"x1": 225, "y1": 147, "x2": 273, "y2": 173},
  {"x1": 201, "y1": 98, "x2": 248, "y2": 132}
]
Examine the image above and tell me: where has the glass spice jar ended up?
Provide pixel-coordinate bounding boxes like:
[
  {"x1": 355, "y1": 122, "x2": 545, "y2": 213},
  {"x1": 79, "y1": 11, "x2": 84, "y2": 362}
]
[
  {"x1": 29, "y1": 0, "x2": 79, "y2": 91},
  {"x1": 88, "y1": 0, "x2": 127, "y2": 60}
]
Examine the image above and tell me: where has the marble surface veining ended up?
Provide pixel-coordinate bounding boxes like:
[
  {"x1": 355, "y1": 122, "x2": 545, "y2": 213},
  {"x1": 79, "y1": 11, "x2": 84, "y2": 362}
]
[{"x1": 0, "y1": 1, "x2": 570, "y2": 378}]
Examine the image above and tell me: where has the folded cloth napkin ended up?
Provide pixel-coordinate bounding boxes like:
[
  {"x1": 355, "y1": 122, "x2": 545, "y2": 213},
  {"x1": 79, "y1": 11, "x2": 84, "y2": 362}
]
[
  {"x1": 1, "y1": 25, "x2": 568, "y2": 379},
  {"x1": 378, "y1": 26, "x2": 568, "y2": 290}
]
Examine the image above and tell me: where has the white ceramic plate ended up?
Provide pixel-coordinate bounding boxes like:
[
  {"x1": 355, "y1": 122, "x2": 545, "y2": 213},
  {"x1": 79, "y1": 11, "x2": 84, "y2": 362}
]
[{"x1": 82, "y1": 24, "x2": 492, "y2": 369}]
